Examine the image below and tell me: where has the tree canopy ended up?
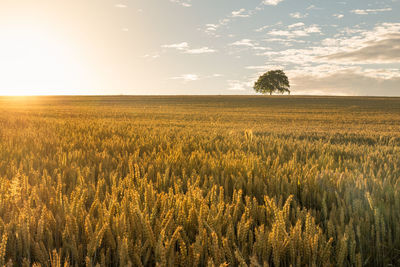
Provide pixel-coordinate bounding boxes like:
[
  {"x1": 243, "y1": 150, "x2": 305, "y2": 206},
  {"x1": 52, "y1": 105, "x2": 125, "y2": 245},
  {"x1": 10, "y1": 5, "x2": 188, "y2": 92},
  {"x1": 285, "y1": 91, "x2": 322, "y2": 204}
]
[{"x1": 254, "y1": 70, "x2": 290, "y2": 95}]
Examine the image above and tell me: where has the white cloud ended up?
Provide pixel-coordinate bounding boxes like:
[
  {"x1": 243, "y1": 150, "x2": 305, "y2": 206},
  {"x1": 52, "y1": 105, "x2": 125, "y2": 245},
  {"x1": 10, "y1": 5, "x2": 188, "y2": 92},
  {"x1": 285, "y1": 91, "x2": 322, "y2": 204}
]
[
  {"x1": 261, "y1": 48, "x2": 329, "y2": 63},
  {"x1": 290, "y1": 12, "x2": 308, "y2": 19},
  {"x1": 255, "y1": 22, "x2": 283, "y2": 32},
  {"x1": 203, "y1": 0, "x2": 284, "y2": 36},
  {"x1": 263, "y1": 0, "x2": 284, "y2": 6},
  {"x1": 288, "y1": 22, "x2": 305, "y2": 29},
  {"x1": 230, "y1": 39, "x2": 257, "y2": 47},
  {"x1": 232, "y1": 9, "x2": 249, "y2": 18},
  {"x1": 162, "y1": 42, "x2": 189, "y2": 50},
  {"x1": 171, "y1": 74, "x2": 199, "y2": 82},
  {"x1": 142, "y1": 53, "x2": 160, "y2": 60},
  {"x1": 230, "y1": 39, "x2": 271, "y2": 51},
  {"x1": 202, "y1": 18, "x2": 231, "y2": 36},
  {"x1": 203, "y1": 6, "x2": 258, "y2": 36},
  {"x1": 245, "y1": 64, "x2": 284, "y2": 71},
  {"x1": 169, "y1": 0, "x2": 192, "y2": 7},
  {"x1": 306, "y1": 5, "x2": 321, "y2": 10},
  {"x1": 171, "y1": 73, "x2": 223, "y2": 82},
  {"x1": 205, "y1": 24, "x2": 218, "y2": 32},
  {"x1": 350, "y1": 8, "x2": 392, "y2": 15},
  {"x1": 267, "y1": 25, "x2": 321, "y2": 38},
  {"x1": 333, "y1": 14, "x2": 344, "y2": 19},
  {"x1": 262, "y1": 38, "x2": 306, "y2": 48},
  {"x1": 255, "y1": 25, "x2": 270, "y2": 32},
  {"x1": 162, "y1": 42, "x2": 217, "y2": 54},
  {"x1": 115, "y1": 4, "x2": 127, "y2": 8},
  {"x1": 305, "y1": 25, "x2": 321, "y2": 33},
  {"x1": 185, "y1": 47, "x2": 217, "y2": 54}
]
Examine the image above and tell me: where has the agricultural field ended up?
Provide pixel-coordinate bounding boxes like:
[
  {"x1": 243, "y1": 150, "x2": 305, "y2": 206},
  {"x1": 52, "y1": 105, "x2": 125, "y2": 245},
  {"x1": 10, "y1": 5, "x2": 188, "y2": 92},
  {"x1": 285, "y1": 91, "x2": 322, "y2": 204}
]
[{"x1": 0, "y1": 95, "x2": 399, "y2": 266}]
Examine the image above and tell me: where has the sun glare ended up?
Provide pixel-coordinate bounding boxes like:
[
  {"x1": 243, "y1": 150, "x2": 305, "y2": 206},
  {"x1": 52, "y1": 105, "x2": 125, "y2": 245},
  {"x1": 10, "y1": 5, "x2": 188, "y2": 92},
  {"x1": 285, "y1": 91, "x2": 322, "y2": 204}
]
[{"x1": 0, "y1": 23, "x2": 88, "y2": 96}]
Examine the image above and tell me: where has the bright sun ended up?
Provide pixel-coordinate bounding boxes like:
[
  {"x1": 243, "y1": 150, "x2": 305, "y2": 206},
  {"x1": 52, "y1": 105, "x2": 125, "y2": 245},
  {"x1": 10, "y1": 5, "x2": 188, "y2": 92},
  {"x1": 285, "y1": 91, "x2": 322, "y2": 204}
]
[{"x1": 0, "y1": 23, "x2": 88, "y2": 96}]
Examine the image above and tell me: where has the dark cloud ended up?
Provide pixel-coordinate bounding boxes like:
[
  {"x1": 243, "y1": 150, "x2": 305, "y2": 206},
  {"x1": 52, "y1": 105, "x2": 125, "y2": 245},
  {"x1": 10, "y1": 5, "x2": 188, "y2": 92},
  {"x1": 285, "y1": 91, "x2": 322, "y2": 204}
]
[{"x1": 323, "y1": 34, "x2": 400, "y2": 63}]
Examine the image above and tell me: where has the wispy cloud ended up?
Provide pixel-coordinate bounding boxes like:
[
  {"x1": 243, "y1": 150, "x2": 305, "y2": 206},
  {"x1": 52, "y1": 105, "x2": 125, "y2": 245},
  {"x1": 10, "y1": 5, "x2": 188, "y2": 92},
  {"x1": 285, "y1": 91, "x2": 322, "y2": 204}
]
[
  {"x1": 204, "y1": 24, "x2": 219, "y2": 33},
  {"x1": 202, "y1": 19, "x2": 231, "y2": 36},
  {"x1": 333, "y1": 14, "x2": 344, "y2": 19},
  {"x1": 162, "y1": 42, "x2": 189, "y2": 50},
  {"x1": 230, "y1": 39, "x2": 257, "y2": 47},
  {"x1": 230, "y1": 39, "x2": 271, "y2": 52},
  {"x1": 171, "y1": 74, "x2": 199, "y2": 82},
  {"x1": 306, "y1": 5, "x2": 321, "y2": 10},
  {"x1": 231, "y1": 8, "x2": 250, "y2": 18},
  {"x1": 350, "y1": 8, "x2": 392, "y2": 15},
  {"x1": 202, "y1": 7, "x2": 256, "y2": 36},
  {"x1": 290, "y1": 12, "x2": 308, "y2": 19},
  {"x1": 185, "y1": 47, "x2": 216, "y2": 54},
  {"x1": 169, "y1": 0, "x2": 192, "y2": 7},
  {"x1": 255, "y1": 22, "x2": 283, "y2": 32},
  {"x1": 245, "y1": 64, "x2": 284, "y2": 71},
  {"x1": 162, "y1": 42, "x2": 217, "y2": 54},
  {"x1": 263, "y1": 0, "x2": 284, "y2": 6},
  {"x1": 202, "y1": 0, "x2": 285, "y2": 36},
  {"x1": 115, "y1": 4, "x2": 127, "y2": 8},
  {"x1": 267, "y1": 25, "x2": 321, "y2": 38},
  {"x1": 142, "y1": 53, "x2": 160, "y2": 60},
  {"x1": 288, "y1": 22, "x2": 305, "y2": 29},
  {"x1": 171, "y1": 73, "x2": 223, "y2": 83}
]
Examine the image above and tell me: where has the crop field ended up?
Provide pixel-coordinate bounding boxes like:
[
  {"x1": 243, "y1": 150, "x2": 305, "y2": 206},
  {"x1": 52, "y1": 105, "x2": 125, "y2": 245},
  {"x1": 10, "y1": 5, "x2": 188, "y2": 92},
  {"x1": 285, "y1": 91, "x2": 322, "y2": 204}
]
[{"x1": 0, "y1": 95, "x2": 399, "y2": 266}]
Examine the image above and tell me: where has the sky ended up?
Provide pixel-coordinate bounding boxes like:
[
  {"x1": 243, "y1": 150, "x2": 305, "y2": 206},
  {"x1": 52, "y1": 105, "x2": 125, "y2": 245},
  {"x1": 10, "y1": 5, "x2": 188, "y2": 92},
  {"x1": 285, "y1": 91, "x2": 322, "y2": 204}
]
[{"x1": 0, "y1": 0, "x2": 399, "y2": 96}]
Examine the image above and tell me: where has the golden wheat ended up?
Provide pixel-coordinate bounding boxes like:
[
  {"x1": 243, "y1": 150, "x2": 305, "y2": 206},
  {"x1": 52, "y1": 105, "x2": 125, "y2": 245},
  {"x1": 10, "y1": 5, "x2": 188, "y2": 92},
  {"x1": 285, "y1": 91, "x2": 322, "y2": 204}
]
[{"x1": 0, "y1": 95, "x2": 399, "y2": 266}]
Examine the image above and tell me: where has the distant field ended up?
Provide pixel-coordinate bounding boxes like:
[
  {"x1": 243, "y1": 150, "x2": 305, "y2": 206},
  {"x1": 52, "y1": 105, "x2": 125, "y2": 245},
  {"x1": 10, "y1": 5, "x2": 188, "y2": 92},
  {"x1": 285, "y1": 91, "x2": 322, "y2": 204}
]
[{"x1": 0, "y1": 96, "x2": 399, "y2": 266}]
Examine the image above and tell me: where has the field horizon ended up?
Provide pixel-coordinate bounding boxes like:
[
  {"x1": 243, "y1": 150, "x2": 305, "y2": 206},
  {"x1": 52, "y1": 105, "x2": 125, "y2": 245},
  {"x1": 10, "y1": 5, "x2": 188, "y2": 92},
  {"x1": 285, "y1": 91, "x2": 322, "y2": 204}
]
[{"x1": 2, "y1": 95, "x2": 400, "y2": 98}]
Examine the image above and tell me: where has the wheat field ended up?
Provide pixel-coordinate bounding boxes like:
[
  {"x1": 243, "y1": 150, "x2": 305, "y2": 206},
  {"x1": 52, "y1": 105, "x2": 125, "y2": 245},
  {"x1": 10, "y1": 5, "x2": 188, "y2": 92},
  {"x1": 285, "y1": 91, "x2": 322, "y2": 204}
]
[{"x1": 0, "y1": 96, "x2": 399, "y2": 266}]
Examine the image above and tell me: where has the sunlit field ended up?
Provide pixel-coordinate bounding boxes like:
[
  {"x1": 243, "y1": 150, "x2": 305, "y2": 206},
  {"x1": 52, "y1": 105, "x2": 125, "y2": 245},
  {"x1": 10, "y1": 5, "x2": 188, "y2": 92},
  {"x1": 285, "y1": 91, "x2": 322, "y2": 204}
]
[{"x1": 0, "y1": 96, "x2": 399, "y2": 266}]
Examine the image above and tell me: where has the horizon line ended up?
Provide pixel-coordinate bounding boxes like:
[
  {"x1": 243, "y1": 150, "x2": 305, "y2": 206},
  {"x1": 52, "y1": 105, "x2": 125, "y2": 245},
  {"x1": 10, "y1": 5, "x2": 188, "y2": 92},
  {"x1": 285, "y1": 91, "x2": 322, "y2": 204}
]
[{"x1": 1, "y1": 94, "x2": 400, "y2": 98}]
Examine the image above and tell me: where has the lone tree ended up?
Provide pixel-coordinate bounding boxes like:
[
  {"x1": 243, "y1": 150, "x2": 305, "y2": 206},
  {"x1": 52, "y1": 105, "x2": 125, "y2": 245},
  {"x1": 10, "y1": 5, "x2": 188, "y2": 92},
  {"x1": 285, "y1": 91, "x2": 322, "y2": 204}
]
[{"x1": 254, "y1": 70, "x2": 290, "y2": 95}]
